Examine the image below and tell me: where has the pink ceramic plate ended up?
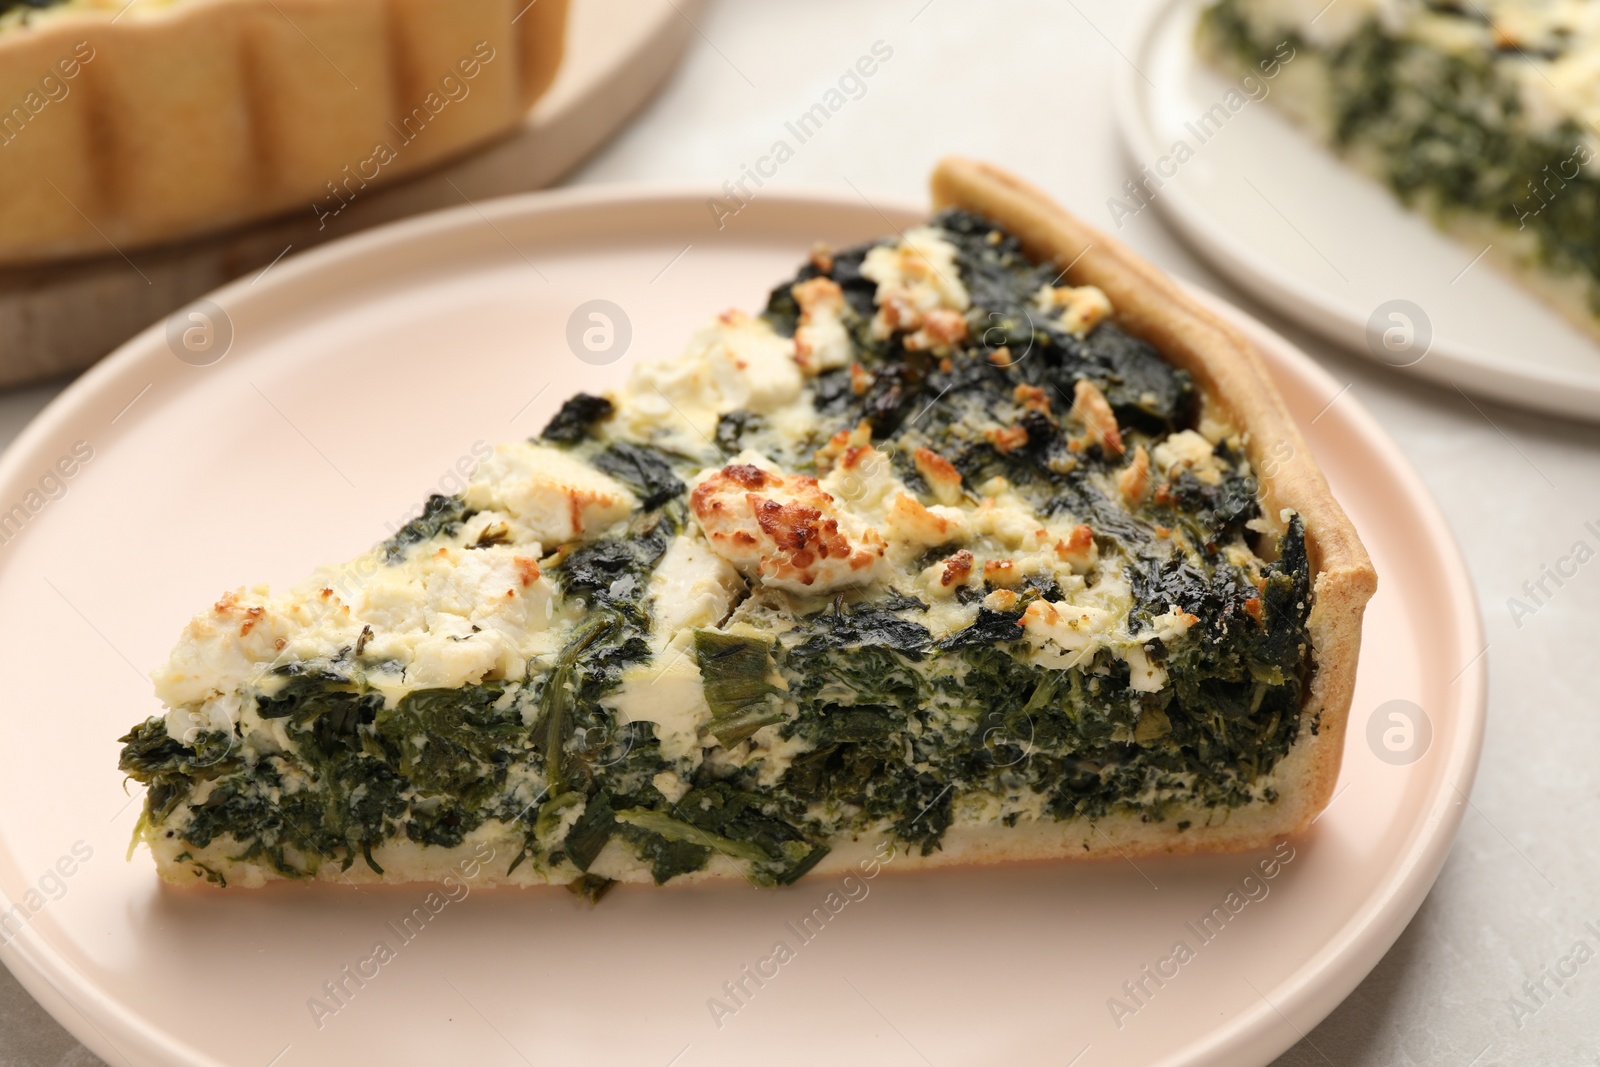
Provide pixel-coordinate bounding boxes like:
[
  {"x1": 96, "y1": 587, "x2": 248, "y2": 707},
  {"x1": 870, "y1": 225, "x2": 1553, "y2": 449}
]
[{"x1": 0, "y1": 187, "x2": 1485, "y2": 1067}]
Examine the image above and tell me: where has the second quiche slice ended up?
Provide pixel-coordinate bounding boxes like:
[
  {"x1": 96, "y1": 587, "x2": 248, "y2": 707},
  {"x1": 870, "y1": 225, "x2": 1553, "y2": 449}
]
[
  {"x1": 1198, "y1": 0, "x2": 1600, "y2": 340},
  {"x1": 120, "y1": 159, "x2": 1376, "y2": 894}
]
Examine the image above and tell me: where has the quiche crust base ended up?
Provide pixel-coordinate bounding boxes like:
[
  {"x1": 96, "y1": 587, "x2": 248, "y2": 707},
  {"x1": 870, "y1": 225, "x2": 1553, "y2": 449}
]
[
  {"x1": 0, "y1": 0, "x2": 568, "y2": 265},
  {"x1": 923, "y1": 156, "x2": 1377, "y2": 862}
]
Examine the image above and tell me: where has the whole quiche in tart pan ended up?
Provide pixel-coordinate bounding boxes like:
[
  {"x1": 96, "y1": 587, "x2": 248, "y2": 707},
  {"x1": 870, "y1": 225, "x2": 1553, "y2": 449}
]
[{"x1": 0, "y1": 0, "x2": 568, "y2": 264}]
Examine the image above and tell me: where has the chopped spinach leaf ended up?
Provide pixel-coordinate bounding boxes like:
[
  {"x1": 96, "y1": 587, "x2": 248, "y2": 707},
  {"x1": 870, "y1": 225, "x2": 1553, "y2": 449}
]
[
  {"x1": 591, "y1": 442, "x2": 686, "y2": 510},
  {"x1": 693, "y1": 631, "x2": 785, "y2": 747},
  {"x1": 381, "y1": 494, "x2": 475, "y2": 563},
  {"x1": 713, "y1": 410, "x2": 765, "y2": 455},
  {"x1": 935, "y1": 607, "x2": 1026, "y2": 651},
  {"x1": 564, "y1": 790, "x2": 618, "y2": 872},
  {"x1": 567, "y1": 874, "x2": 617, "y2": 904},
  {"x1": 540, "y1": 393, "x2": 614, "y2": 444}
]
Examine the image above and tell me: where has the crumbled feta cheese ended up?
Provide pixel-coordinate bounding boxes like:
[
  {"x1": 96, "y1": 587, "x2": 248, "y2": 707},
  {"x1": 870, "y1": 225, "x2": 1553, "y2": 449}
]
[
  {"x1": 912, "y1": 446, "x2": 965, "y2": 506},
  {"x1": 817, "y1": 444, "x2": 904, "y2": 523},
  {"x1": 653, "y1": 770, "x2": 691, "y2": 804},
  {"x1": 884, "y1": 493, "x2": 971, "y2": 548},
  {"x1": 791, "y1": 277, "x2": 854, "y2": 375},
  {"x1": 862, "y1": 227, "x2": 971, "y2": 344},
  {"x1": 1151, "y1": 429, "x2": 1225, "y2": 486},
  {"x1": 647, "y1": 534, "x2": 745, "y2": 640},
  {"x1": 689, "y1": 452, "x2": 887, "y2": 594},
  {"x1": 607, "y1": 312, "x2": 803, "y2": 453},
  {"x1": 154, "y1": 540, "x2": 562, "y2": 707},
  {"x1": 1021, "y1": 599, "x2": 1114, "y2": 667},
  {"x1": 1036, "y1": 284, "x2": 1113, "y2": 337},
  {"x1": 464, "y1": 443, "x2": 635, "y2": 544},
  {"x1": 1123, "y1": 644, "x2": 1167, "y2": 693},
  {"x1": 604, "y1": 653, "x2": 712, "y2": 764}
]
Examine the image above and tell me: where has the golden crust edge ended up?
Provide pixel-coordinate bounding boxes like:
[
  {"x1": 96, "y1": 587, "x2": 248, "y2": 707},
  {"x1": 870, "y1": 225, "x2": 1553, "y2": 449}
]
[{"x1": 929, "y1": 155, "x2": 1378, "y2": 852}]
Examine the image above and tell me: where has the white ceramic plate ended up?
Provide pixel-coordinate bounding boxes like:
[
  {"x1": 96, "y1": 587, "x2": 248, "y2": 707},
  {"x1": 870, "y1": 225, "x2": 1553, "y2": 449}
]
[
  {"x1": 1118, "y1": 0, "x2": 1600, "y2": 422},
  {"x1": 0, "y1": 187, "x2": 1484, "y2": 1067}
]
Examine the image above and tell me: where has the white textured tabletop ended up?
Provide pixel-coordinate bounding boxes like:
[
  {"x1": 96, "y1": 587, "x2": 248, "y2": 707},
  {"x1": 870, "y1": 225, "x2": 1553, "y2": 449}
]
[{"x1": 2, "y1": 2, "x2": 1596, "y2": 1065}]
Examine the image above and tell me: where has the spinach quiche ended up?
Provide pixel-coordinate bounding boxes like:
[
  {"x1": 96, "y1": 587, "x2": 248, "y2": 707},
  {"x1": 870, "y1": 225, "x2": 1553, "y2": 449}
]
[
  {"x1": 1200, "y1": 0, "x2": 1600, "y2": 339},
  {"x1": 0, "y1": 0, "x2": 567, "y2": 265},
  {"x1": 119, "y1": 158, "x2": 1376, "y2": 895}
]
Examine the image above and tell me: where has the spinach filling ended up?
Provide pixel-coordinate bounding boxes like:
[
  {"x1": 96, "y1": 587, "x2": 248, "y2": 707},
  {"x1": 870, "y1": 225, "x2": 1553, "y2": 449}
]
[
  {"x1": 1201, "y1": 1, "x2": 1600, "y2": 309},
  {"x1": 725, "y1": 513, "x2": 1309, "y2": 857},
  {"x1": 763, "y1": 209, "x2": 1193, "y2": 473},
  {"x1": 120, "y1": 210, "x2": 1314, "y2": 889}
]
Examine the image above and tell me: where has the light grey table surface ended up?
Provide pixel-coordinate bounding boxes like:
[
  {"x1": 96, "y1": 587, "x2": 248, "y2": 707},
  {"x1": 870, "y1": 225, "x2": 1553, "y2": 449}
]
[{"x1": 2, "y1": 2, "x2": 1596, "y2": 1065}]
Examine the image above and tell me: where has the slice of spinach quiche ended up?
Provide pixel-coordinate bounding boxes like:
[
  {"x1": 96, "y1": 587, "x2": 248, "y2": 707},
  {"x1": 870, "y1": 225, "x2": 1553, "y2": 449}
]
[
  {"x1": 1199, "y1": 0, "x2": 1600, "y2": 338},
  {"x1": 119, "y1": 159, "x2": 1376, "y2": 894}
]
